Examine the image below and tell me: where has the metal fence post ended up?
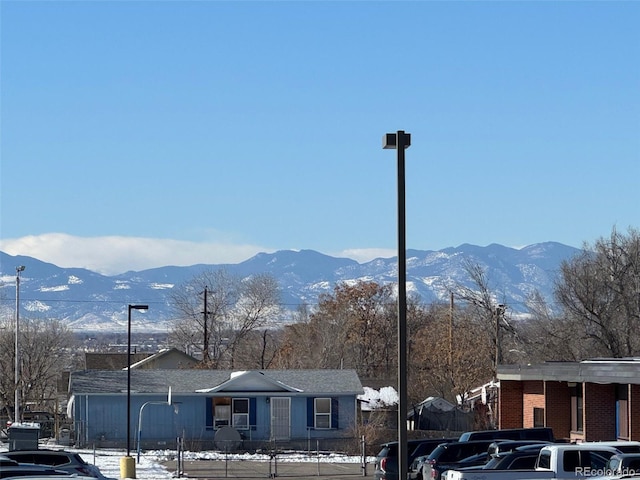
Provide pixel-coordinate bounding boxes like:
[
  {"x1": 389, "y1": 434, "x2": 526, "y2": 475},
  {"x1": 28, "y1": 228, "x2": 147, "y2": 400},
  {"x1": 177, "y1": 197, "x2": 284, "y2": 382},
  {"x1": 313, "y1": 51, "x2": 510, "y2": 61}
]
[{"x1": 361, "y1": 435, "x2": 367, "y2": 476}]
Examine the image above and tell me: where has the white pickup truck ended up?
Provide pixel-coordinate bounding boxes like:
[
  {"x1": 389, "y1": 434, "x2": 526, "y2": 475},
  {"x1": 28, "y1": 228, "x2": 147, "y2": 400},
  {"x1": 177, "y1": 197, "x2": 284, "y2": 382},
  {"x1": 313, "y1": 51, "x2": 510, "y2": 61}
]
[{"x1": 443, "y1": 444, "x2": 622, "y2": 480}]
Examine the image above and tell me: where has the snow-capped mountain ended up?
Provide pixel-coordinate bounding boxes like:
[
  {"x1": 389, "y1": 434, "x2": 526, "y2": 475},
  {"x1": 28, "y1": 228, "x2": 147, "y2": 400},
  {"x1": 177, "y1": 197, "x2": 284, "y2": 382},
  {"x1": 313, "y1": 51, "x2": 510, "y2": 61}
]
[{"x1": 0, "y1": 242, "x2": 580, "y2": 332}]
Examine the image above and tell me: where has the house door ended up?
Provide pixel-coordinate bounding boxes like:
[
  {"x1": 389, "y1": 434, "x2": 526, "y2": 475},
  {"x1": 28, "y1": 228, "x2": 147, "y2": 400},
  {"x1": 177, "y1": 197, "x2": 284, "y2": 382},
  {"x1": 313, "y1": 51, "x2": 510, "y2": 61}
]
[{"x1": 270, "y1": 397, "x2": 290, "y2": 440}]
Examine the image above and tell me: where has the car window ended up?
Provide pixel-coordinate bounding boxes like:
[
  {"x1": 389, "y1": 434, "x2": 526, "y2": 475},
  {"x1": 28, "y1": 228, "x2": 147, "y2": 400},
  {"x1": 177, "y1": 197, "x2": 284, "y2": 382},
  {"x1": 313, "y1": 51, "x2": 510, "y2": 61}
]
[
  {"x1": 377, "y1": 446, "x2": 392, "y2": 458},
  {"x1": 589, "y1": 451, "x2": 615, "y2": 469},
  {"x1": 6, "y1": 453, "x2": 36, "y2": 464},
  {"x1": 537, "y1": 450, "x2": 551, "y2": 469},
  {"x1": 617, "y1": 445, "x2": 640, "y2": 453},
  {"x1": 32, "y1": 453, "x2": 69, "y2": 466},
  {"x1": 510, "y1": 455, "x2": 537, "y2": 469},
  {"x1": 72, "y1": 453, "x2": 89, "y2": 465}
]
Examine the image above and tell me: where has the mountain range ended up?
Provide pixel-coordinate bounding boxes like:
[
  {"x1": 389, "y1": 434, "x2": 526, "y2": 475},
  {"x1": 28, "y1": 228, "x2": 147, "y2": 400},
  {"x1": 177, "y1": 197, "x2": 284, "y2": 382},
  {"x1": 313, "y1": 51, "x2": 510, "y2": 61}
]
[{"x1": 0, "y1": 242, "x2": 581, "y2": 332}]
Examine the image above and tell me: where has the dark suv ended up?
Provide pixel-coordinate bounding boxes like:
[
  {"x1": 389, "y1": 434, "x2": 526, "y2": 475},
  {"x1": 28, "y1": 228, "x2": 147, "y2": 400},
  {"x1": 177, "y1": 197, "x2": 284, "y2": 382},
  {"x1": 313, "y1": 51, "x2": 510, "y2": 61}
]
[
  {"x1": 422, "y1": 440, "x2": 499, "y2": 480},
  {"x1": 458, "y1": 427, "x2": 554, "y2": 442},
  {"x1": 374, "y1": 438, "x2": 457, "y2": 480}
]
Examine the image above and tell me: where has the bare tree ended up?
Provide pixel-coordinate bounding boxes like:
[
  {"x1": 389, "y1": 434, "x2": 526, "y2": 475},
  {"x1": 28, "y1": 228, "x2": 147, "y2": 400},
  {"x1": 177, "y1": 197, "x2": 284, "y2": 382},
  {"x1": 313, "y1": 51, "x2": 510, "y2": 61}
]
[
  {"x1": 555, "y1": 227, "x2": 640, "y2": 357},
  {"x1": 233, "y1": 328, "x2": 282, "y2": 369},
  {"x1": 453, "y1": 260, "x2": 515, "y2": 374},
  {"x1": 169, "y1": 269, "x2": 281, "y2": 368},
  {"x1": 516, "y1": 291, "x2": 598, "y2": 362},
  {"x1": 169, "y1": 269, "x2": 239, "y2": 366},
  {"x1": 0, "y1": 317, "x2": 74, "y2": 419},
  {"x1": 227, "y1": 274, "x2": 282, "y2": 368}
]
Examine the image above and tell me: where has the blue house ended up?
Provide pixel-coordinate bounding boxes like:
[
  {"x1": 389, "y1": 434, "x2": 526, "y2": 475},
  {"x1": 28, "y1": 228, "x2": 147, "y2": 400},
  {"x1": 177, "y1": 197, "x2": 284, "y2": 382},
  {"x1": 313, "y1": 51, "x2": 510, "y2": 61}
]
[{"x1": 67, "y1": 369, "x2": 363, "y2": 451}]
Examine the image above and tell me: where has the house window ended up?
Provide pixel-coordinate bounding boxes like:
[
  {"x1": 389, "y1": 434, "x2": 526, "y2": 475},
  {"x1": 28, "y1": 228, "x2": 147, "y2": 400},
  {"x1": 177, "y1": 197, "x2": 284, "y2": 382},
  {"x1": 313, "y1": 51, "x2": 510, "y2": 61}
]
[
  {"x1": 213, "y1": 399, "x2": 231, "y2": 428},
  {"x1": 314, "y1": 398, "x2": 331, "y2": 429},
  {"x1": 571, "y1": 383, "x2": 583, "y2": 433},
  {"x1": 533, "y1": 407, "x2": 545, "y2": 427},
  {"x1": 232, "y1": 398, "x2": 249, "y2": 429},
  {"x1": 210, "y1": 397, "x2": 252, "y2": 430}
]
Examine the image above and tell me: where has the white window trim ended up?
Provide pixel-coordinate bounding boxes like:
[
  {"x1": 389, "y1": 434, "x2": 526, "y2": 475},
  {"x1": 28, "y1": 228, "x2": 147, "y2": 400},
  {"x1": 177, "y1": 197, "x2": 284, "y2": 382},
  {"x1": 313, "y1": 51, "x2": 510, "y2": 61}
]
[{"x1": 232, "y1": 398, "x2": 250, "y2": 430}]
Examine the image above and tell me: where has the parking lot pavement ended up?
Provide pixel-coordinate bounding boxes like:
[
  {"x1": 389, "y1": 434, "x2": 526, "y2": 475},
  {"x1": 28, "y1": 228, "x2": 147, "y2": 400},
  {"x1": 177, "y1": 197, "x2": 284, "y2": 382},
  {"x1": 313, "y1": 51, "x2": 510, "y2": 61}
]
[{"x1": 161, "y1": 459, "x2": 375, "y2": 479}]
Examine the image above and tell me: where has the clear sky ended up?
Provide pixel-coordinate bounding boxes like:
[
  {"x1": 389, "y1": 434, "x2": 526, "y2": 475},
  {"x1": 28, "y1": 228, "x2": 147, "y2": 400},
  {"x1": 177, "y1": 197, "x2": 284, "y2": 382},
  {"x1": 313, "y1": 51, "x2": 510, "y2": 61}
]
[{"x1": 1, "y1": 1, "x2": 638, "y2": 275}]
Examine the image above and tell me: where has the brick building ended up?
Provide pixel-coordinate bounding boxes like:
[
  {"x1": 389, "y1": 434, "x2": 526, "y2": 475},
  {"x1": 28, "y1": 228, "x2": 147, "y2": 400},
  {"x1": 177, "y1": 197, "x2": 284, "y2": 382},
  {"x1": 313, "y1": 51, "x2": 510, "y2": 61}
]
[{"x1": 497, "y1": 358, "x2": 640, "y2": 442}]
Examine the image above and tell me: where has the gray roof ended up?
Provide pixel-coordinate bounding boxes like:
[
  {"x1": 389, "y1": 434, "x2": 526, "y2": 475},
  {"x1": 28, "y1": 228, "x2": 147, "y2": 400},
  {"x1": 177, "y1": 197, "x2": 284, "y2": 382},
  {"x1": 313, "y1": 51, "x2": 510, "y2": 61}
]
[
  {"x1": 84, "y1": 352, "x2": 152, "y2": 370},
  {"x1": 498, "y1": 358, "x2": 640, "y2": 384},
  {"x1": 69, "y1": 369, "x2": 363, "y2": 396}
]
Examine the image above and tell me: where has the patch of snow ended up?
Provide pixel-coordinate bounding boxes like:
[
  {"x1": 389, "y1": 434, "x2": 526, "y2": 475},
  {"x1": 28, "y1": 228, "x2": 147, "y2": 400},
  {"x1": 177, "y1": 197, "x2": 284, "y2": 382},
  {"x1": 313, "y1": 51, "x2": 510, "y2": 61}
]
[
  {"x1": 358, "y1": 386, "x2": 398, "y2": 411},
  {"x1": 24, "y1": 300, "x2": 51, "y2": 312},
  {"x1": 39, "y1": 285, "x2": 70, "y2": 292},
  {"x1": 68, "y1": 275, "x2": 83, "y2": 284}
]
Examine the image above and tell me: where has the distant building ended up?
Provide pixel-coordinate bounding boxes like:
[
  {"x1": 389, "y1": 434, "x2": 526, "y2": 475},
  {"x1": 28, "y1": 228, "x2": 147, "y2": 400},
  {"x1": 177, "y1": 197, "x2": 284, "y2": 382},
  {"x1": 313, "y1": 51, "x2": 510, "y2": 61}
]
[{"x1": 498, "y1": 358, "x2": 640, "y2": 442}]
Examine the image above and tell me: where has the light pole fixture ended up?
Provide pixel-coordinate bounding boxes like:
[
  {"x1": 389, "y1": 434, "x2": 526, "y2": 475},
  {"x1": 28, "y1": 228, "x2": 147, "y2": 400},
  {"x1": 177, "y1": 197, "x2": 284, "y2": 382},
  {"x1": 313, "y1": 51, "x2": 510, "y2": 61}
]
[
  {"x1": 383, "y1": 130, "x2": 411, "y2": 480},
  {"x1": 14, "y1": 265, "x2": 25, "y2": 424},
  {"x1": 136, "y1": 387, "x2": 178, "y2": 463},
  {"x1": 127, "y1": 304, "x2": 148, "y2": 457}
]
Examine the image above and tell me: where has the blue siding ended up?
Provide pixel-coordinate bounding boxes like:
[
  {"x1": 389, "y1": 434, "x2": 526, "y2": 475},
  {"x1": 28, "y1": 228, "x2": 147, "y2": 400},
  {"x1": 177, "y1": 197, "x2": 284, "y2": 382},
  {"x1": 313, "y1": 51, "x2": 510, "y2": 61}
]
[
  {"x1": 72, "y1": 393, "x2": 358, "y2": 445},
  {"x1": 250, "y1": 398, "x2": 257, "y2": 430}
]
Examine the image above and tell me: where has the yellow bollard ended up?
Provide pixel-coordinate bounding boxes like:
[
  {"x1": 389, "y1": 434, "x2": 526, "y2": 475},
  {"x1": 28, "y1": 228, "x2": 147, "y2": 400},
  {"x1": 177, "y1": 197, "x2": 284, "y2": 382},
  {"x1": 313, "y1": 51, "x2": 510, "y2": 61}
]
[{"x1": 120, "y1": 456, "x2": 136, "y2": 479}]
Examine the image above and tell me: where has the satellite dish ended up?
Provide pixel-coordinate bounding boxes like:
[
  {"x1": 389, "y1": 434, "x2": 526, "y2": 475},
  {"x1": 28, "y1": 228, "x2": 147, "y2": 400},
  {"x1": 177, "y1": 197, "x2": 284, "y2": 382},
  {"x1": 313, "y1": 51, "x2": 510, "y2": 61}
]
[{"x1": 214, "y1": 426, "x2": 242, "y2": 452}]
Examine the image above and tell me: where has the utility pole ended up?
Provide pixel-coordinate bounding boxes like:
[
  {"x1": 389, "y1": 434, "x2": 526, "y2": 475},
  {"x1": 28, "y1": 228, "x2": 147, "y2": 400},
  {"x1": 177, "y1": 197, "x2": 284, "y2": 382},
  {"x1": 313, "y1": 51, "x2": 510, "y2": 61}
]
[
  {"x1": 15, "y1": 265, "x2": 25, "y2": 423},
  {"x1": 202, "y1": 286, "x2": 210, "y2": 363},
  {"x1": 494, "y1": 304, "x2": 506, "y2": 378},
  {"x1": 449, "y1": 292, "x2": 454, "y2": 368}
]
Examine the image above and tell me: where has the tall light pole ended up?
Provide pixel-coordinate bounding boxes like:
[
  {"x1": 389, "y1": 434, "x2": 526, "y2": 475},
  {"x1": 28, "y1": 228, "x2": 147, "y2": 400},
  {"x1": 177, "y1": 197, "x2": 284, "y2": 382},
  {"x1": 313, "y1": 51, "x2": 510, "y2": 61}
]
[
  {"x1": 126, "y1": 304, "x2": 148, "y2": 457},
  {"x1": 383, "y1": 130, "x2": 411, "y2": 480},
  {"x1": 14, "y1": 265, "x2": 25, "y2": 424},
  {"x1": 122, "y1": 304, "x2": 148, "y2": 479}
]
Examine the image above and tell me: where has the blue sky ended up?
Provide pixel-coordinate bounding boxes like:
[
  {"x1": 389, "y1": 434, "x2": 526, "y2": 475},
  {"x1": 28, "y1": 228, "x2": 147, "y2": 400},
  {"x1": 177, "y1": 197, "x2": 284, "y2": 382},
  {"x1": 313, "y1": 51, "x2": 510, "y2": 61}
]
[{"x1": 1, "y1": 1, "x2": 639, "y2": 275}]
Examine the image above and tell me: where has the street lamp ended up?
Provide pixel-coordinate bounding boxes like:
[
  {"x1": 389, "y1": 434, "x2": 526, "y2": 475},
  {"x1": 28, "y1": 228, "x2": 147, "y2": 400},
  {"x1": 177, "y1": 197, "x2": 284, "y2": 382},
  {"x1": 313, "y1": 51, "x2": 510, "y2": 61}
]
[
  {"x1": 14, "y1": 265, "x2": 25, "y2": 424},
  {"x1": 383, "y1": 130, "x2": 411, "y2": 480},
  {"x1": 126, "y1": 304, "x2": 148, "y2": 457}
]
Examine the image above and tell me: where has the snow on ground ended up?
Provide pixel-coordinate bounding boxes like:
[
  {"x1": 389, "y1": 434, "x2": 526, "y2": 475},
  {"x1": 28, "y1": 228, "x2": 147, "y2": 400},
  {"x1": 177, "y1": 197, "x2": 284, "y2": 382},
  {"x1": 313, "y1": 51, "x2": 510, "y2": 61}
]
[
  {"x1": 74, "y1": 449, "x2": 174, "y2": 479},
  {"x1": 0, "y1": 436, "x2": 370, "y2": 480}
]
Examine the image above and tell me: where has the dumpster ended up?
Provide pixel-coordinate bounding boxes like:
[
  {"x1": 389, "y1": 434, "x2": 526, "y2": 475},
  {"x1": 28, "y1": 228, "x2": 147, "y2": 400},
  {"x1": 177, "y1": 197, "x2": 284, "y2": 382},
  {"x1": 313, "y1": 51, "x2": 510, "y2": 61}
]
[{"x1": 8, "y1": 422, "x2": 40, "y2": 450}]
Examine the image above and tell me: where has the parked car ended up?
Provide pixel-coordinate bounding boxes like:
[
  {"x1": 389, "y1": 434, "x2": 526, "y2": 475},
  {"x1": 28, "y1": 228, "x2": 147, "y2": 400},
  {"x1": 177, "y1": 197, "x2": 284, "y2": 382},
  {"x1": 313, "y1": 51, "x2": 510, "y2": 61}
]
[
  {"x1": 422, "y1": 440, "x2": 499, "y2": 480},
  {"x1": 481, "y1": 448, "x2": 543, "y2": 470},
  {"x1": 375, "y1": 438, "x2": 457, "y2": 480},
  {"x1": 444, "y1": 443, "x2": 621, "y2": 480},
  {"x1": 581, "y1": 441, "x2": 640, "y2": 454},
  {"x1": 441, "y1": 444, "x2": 550, "y2": 479},
  {"x1": 1, "y1": 449, "x2": 108, "y2": 479},
  {"x1": 458, "y1": 427, "x2": 555, "y2": 442},
  {"x1": 435, "y1": 452, "x2": 490, "y2": 477},
  {"x1": 485, "y1": 440, "x2": 553, "y2": 460},
  {"x1": 409, "y1": 455, "x2": 430, "y2": 480},
  {"x1": 410, "y1": 452, "x2": 484, "y2": 480},
  {"x1": 0, "y1": 464, "x2": 75, "y2": 478}
]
